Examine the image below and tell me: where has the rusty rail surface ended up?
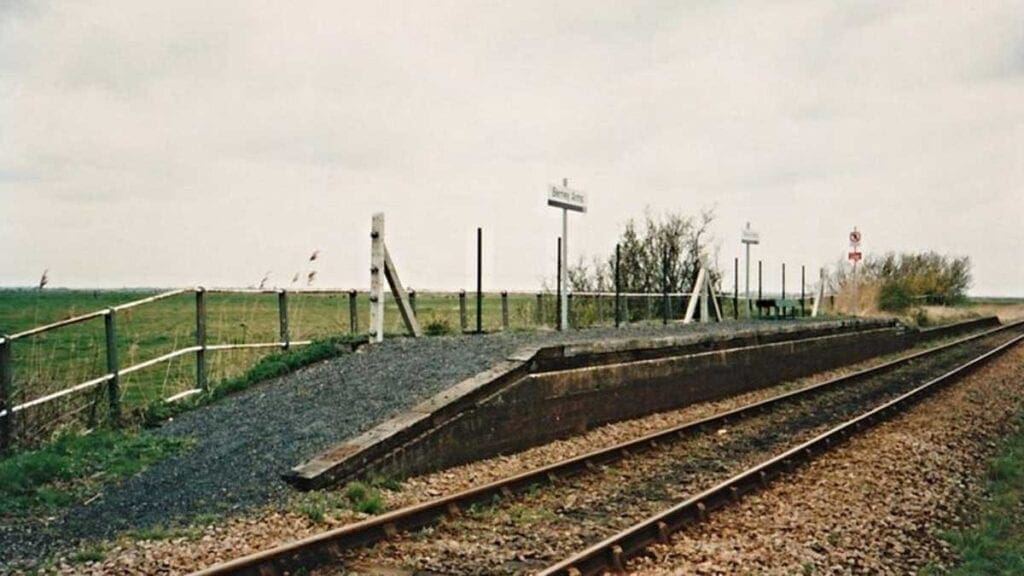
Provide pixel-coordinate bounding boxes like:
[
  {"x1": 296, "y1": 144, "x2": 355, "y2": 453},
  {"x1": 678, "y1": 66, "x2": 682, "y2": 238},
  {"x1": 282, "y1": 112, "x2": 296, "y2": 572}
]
[
  {"x1": 539, "y1": 329, "x2": 1024, "y2": 576},
  {"x1": 190, "y1": 319, "x2": 1023, "y2": 576}
]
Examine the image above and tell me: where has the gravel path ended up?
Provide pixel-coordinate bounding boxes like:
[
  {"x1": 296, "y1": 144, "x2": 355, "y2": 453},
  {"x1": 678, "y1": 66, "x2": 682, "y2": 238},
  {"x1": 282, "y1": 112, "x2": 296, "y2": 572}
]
[
  {"x1": 626, "y1": 339, "x2": 1024, "y2": 574},
  {"x1": 0, "y1": 319, "x2": 839, "y2": 568}
]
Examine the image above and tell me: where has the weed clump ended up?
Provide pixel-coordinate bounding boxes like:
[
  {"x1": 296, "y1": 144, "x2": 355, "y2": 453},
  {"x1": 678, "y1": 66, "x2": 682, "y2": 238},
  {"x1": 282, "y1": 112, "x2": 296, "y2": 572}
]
[
  {"x1": 423, "y1": 315, "x2": 453, "y2": 336},
  {"x1": 293, "y1": 491, "x2": 350, "y2": 524},
  {"x1": 345, "y1": 481, "x2": 384, "y2": 515}
]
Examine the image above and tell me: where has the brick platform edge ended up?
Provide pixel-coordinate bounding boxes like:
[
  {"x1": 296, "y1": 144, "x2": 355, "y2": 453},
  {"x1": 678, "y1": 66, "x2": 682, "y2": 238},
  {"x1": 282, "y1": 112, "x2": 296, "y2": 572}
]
[{"x1": 284, "y1": 316, "x2": 999, "y2": 490}]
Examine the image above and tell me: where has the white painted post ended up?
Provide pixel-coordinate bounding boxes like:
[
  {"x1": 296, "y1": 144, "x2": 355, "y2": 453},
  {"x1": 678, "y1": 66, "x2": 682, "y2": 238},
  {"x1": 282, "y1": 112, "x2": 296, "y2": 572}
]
[
  {"x1": 369, "y1": 213, "x2": 385, "y2": 342},
  {"x1": 683, "y1": 267, "x2": 706, "y2": 324},
  {"x1": 547, "y1": 178, "x2": 586, "y2": 332},
  {"x1": 741, "y1": 223, "x2": 760, "y2": 317},
  {"x1": 812, "y1": 267, "x2": 825, "y2": 317},
  {"x1": 708, "y1": 276, "x2": 723, "y2": 322},
  {"x1": 700, "y1": 271, "x2": 710, "y2": 323}
]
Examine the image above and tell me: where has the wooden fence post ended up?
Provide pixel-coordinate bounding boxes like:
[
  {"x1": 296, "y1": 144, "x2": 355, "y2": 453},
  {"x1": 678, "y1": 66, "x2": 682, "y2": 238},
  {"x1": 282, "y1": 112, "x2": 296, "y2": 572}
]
[
  {"x1": 567, "y1": 292, "x2": 574, "y2": 328},
  {"x1": 278, "y1": 289, "x2": 290, "y2": 350},
  {"x1": 348, "y1": 290, "x2": 358, "y2": 334},
  {"x1": 369, "y1": 213, "x2": 385, "y2": 342},
  {"x1": 501, "y1": 291, "x2": 509, "y2": 330},
  {"x1": 409, "y1": 289, "x2": 417, "y2": 315},
  {"x1": 535, "y1": 292, "x2": 543, "y2": 326},
  {"x1": 104, "y1": 309, "x2": 121, "y2": 427},
  {"x1": 459, "y1": 290, "x2": 467, "y2": 332},
  {"x1": 0, "y1": 336, "x2": 12, "y2": 452},
  {"x1": 195, "y1": 288, "x2": 207, "y2": 392}
]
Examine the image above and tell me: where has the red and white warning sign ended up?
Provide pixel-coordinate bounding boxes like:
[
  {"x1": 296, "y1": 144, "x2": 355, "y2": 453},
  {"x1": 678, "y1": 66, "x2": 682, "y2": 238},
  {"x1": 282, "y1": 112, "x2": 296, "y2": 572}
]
[
  {"x1": 849, "y1": 228, "x2": 861, "y2": 245},
  {"x1": 848, "y1": 251, "x2": 862, "y2": 262}
]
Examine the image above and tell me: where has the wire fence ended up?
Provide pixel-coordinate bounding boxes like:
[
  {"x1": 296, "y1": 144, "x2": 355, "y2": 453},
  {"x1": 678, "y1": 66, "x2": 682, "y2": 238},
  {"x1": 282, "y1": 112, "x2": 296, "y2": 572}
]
[{"x1": 0, "y1": 281, "x2": 831, "y2": 451}]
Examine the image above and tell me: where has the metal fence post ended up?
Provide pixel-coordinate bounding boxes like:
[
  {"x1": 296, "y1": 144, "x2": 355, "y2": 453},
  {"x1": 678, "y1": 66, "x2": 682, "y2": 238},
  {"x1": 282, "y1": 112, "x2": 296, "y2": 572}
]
[
  {"x1": 476, "y1": 227, "x2": 483, "y2": 334},
  {"x1": 0, "y1": 336, "x2": 13, "y2": 452},
  {"x1": 801, "y1": 265, "x2": 806, "y2": 317},
  {"x1": 459, "y1": 290, "x2": 467, "y2": 332},
  {"x1": 278, "y1": 289, "x2": 290, "y2": 350},
  {"x1": 535, "y1": 292, "x2": 543, "y2": 326},
  {"x1": 501, "y1": 291, "x2": 509, "y2": 330},
  {"x1": 349, "y1": 289, "x2": 358, "y2": 334},
  {"x1": 104, "y1": 309, "x2": 121, "y2": 427},
  {"x1": 614, "y1": 243, "x2": 621, "y2": 328},
  {"x1": 195, "y1": 287, "x2": 207, "y2": 392},
  {"x1": 556, "y1": 237, "x2": 563, "y2": 331},
  {"x1": 733, "y1": 257, "x2": 739, "y2": 320},
  {"x1": 758, "y1": 260, "x2": 763, "y2": 299},
  {"x1": 782, "y1": 262, "x2": 786, "y2": 301}
]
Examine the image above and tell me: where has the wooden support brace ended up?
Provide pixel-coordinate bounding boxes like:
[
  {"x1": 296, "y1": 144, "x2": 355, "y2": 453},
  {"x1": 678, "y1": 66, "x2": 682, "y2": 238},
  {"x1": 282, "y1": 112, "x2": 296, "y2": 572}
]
[
  {"x1": 683, "y1": 267, "x2": 706, "y2": 324},
  {"x1": 707, "y1": 274, "x2": 724, "y2": 322},
  {"x1": 383, "y1": 246, "x2": 423, "y2": 337},
  {"x1": 811, "y1": 268, "x2": 825, "y2": 318}
]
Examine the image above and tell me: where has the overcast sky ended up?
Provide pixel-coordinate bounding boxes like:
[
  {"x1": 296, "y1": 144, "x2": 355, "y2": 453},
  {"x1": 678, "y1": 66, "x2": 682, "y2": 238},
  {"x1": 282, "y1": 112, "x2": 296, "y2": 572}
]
[{"x1": 2, "y1": 1, "x2": 1022, "y2": 295}]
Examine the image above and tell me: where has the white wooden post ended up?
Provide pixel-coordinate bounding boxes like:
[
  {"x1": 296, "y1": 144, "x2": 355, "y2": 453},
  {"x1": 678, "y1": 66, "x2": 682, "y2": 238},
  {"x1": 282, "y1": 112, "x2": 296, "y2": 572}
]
[
  {"x1": 812, "y1": 267, "x2": 825, "y2": 318},
  {"x1": 683, "y1": 267, "x2": 706, "y2": 324},
  {"x1": 700, "y1": 272, "x2": 710, "y2": 323},
  {"x1": 708, "y1": 275, "x2": 723, "y2": 322},
  {"x1": 370, "y1": 213, "x2": 386, "y2": 342}
]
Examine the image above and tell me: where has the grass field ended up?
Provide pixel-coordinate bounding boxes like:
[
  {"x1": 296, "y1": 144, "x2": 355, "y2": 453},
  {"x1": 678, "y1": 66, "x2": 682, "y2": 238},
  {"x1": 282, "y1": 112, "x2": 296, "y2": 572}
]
[{"x1": 1, "y1": 288, "x2": 701, "y2": 444}]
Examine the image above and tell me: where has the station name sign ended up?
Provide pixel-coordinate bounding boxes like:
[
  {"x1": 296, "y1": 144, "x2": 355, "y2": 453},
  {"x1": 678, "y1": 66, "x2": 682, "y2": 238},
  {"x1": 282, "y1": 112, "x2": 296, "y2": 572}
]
[
  {"x1": 741, "y1": 223, "x2": 759, "y2": 245},
  {"x1": 547, "y1": 185, "x2": 587, "y2": 213}
]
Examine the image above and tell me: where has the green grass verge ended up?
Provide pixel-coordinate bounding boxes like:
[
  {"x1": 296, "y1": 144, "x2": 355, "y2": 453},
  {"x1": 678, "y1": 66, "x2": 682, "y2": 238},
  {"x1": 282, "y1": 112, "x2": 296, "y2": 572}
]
[
  {"x1": 0, "y1": 429, "x2": 192, "y2": 517},
  {"x1": 937, "y1": 417, "x2": 1024, "y2": 575},
  {"x1": 140, "y1": 334, "x2": 364, "y2": 427}
]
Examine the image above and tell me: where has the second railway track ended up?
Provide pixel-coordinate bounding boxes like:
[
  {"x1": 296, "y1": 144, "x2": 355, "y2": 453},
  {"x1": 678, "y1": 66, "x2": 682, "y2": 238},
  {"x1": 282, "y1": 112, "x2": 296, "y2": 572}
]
[{"x1": 193, "y1": 320, "x2": 1024, "y2": 576}]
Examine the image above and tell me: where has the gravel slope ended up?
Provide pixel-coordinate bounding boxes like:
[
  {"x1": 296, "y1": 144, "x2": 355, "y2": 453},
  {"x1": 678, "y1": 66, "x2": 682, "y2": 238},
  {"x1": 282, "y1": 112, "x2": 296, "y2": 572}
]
[{"x1": 0, "y1": 319, "x2": 845, "y2": 566}]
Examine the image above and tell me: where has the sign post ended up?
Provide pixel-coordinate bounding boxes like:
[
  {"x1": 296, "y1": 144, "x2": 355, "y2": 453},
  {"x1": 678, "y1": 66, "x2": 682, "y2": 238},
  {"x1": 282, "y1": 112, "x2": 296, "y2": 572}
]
[
  {"x1": 740, "y1": 222, "x2": 760, "y2": 316},
  {"x1": 547, "y1": 179, "x2": 586, "y2": 331},
  {"x1": 848, "y1": 227, "x2": 862, "y2": 316}
]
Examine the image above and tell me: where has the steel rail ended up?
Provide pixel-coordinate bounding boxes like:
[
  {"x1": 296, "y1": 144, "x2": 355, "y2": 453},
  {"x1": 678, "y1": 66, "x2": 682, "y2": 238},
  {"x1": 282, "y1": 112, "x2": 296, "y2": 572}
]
[
  {"x1": 189, "y1": 320, "x2": 1023, "y2": 576},
  {"x1": 539, "y1": 331, "x2": 1024, "y2": 576}
]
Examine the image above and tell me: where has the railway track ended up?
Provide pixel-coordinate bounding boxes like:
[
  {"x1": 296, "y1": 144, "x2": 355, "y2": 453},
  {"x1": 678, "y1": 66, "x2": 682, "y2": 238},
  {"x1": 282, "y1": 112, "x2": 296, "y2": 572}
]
[{"x1": 192, "y1": 320, "x2": 1024, "y2": 576}]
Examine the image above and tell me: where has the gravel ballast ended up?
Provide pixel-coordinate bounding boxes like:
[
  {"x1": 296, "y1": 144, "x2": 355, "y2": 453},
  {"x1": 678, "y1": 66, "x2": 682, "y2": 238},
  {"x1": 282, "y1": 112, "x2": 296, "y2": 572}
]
[
  {"x1": 0, "y1": 319, "x2": 846, "y2": 567},
  {"x1": 627, "y1": 339, "x2": 1024, "y2": 574}
]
